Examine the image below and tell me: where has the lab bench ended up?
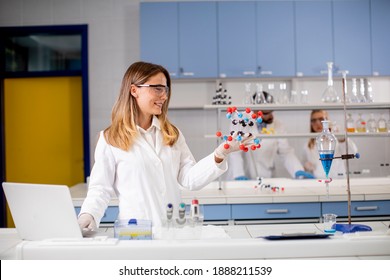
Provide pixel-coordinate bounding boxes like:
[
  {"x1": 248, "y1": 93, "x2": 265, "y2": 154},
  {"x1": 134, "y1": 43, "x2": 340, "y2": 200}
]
[
  {"x1": 1, "y1": 221, "x2": 389, "y2": 260},
  {"x1": 70, "y1": 177, "x2": 390, "y2": 224}
]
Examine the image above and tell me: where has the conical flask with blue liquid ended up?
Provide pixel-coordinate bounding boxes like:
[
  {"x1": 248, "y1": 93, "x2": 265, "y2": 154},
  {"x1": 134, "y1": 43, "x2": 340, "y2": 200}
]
[{"x1": 316, "y1": 120, "x2": 337, "y2": 179}]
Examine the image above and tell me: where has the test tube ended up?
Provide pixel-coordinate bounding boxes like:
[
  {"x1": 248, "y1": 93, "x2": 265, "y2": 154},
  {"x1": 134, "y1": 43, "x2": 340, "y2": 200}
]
[
  {"x1": 166, "y1": 203, "x2": 173, "y2": 220},
  {"x1": 191, "y1": 199, "x2": 200, "y2": 222},
  {"x1": 176, "y1": 202, "x2": 186, "y2": 225}
]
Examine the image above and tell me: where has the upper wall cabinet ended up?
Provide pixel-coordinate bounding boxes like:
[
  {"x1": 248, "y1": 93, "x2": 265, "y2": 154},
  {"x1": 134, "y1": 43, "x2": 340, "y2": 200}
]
[
  {"x1": 256, "y1": 1, "x2": 295, "y2": 77},
  {"x1": 218, "y1": 2, "x2": 257, "y2": 78},
  {"x1": 140, "y1": 2, "x2": 179, "y2": 77},
  {"x1": 140, "y1": 2, "x2": 218, "y2": 78},
  {"x1": 295, "y1": 1, "x2": 333, "y2": 77},
  {"x1": 333, "y1": 0, "x2": 372, "y2": 76},
  {"x1": 371, "y1": 0, "x2": 390, "y2": 76}
]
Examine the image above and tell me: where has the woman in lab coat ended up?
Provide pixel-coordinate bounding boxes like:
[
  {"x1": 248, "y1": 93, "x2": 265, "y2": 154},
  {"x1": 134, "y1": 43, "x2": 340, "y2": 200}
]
[
  {"x1": 302, "y1": 110, "x2": 358, "y2": 179},
  {"x1": 78, "y1": 61, "x2": 251, "y2": 230}
]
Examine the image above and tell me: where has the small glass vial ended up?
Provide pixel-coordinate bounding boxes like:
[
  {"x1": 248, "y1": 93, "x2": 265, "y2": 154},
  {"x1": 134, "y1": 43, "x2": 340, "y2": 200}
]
[
  {"x1": 355, "y1": 113, "x2": 367, "y2": 133},
  {"x1": 366, "y1": 113, "x2": 378, "y2": 133},
  {"x1": 378, "y1": 113, "x2": 388, "y2": 133},
  {"x1": 346, "y1": 114, "x2": 355, "y2": 132}
]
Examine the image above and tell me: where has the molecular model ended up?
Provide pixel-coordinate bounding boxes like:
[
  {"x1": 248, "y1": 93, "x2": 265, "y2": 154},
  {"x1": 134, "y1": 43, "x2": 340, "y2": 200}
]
[
  {"x1": 212, "y1": 82, "x2": 232, "y2": 105},
  {"x1": 216, "y1": 107, "x2": 262, "y2": 152}
]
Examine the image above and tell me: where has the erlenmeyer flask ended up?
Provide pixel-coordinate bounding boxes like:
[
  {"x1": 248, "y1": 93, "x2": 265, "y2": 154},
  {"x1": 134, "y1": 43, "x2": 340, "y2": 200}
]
[
  {"x1": 316, "y1": 120, "x2": 337, "y2": 178},
  {"x1": 321, "y1": 62, "x2": 340, "y2": 103},
  {"x1": 255, "y1": 83, "x2": 265, "y2": 104}
]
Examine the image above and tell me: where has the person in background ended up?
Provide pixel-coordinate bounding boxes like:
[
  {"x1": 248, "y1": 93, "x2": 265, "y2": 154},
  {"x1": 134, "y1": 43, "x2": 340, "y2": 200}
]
[
  {"x1": 226, "y1": 92, "x2": 313, "y2": 180},
  {"x1": 302, "y1": 109, "x2": 358, "y2": 179},
  {"x1": 77, "y1": 61, "x2": 253, "y2": 231}
]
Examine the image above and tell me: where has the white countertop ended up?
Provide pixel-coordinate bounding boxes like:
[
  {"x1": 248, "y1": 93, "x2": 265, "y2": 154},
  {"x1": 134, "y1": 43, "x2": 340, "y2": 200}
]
[
  {"x1": 2, "y1": 221, "x2": 390, "y2": 260},
  {"x1": 70, "y1": 177, "x2": 390, "y2": 206}
]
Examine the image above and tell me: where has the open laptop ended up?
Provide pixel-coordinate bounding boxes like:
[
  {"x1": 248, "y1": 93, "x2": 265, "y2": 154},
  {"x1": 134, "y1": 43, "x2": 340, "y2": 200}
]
[{"x1": 2, "y1": 182, "x2": 88, "y2": 240}]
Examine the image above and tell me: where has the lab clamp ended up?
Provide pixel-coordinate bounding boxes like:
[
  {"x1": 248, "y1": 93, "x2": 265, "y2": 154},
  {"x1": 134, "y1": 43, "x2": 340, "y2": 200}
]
[{"x1": 316, "y1": 69, "x2": 371, "y2": 234}]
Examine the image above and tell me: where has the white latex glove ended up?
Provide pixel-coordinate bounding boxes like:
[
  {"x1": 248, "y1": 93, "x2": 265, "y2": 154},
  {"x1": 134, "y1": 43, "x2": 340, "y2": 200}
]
[
  {"x1": 214, "y1": 132, "x2": 255, "y2": 160},
  {"x1": 78, "y1": 213, "x2": 97, "y2": 231}
]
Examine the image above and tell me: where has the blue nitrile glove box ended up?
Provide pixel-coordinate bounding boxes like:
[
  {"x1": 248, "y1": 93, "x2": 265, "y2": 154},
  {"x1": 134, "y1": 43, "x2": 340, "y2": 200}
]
[{"x1": 114, "y1": 218, "x2": 152, "y2": 240}]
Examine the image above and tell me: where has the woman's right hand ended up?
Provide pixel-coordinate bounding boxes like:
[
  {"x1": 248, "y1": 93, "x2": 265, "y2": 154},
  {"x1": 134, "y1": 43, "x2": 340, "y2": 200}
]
[{"x1": 77, "y1": 213, "x2": 97, "y2": 231}]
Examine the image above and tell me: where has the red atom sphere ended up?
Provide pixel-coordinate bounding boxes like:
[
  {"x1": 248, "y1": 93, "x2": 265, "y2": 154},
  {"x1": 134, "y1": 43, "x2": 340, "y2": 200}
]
[
  {"x1": 245, "y1": 108, "x2": 251, "y2": 113},
  {"x1": 224, "y1": 143, "x2": 230, "y2": 149},
  {"x1": 227, "y1": 136, "x2": 233, "y2": 141},
  {"x1": 216, "y1": 131, "x2": 222, "y2": 137}
]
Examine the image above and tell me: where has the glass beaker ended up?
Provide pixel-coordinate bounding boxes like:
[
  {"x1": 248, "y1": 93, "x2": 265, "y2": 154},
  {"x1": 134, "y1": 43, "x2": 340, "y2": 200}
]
[
  {"x1": 323, "y1": 213, "x2": 337, "y2": 234},
  {"x1": 378, "y1": 113, "x2": 388, "y2": 132},
  {"x1": 321, "y1": 62, "x2": 340, "y2": 103},
  {"x1": 366, "y1": 113, "x2": 378, "y2": 133}
]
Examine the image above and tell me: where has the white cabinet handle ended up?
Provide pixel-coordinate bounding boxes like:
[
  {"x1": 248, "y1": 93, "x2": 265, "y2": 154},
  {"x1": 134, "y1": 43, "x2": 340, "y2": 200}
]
[
  {"x1": 182, "y1": 72, "x2": 194, "y2": 76},
  {"x1": 266, "y1": 209, "x2": 289, "y2": 214},
  {"x1": 243, "y1": 71, "x2": 256, "y2": 75},
  {"x1": 355, "y1": 206, "x2": 378, "y2": 211},
  {"x1": 260, "y1": 71, "x2": 273, "y2": 75}
]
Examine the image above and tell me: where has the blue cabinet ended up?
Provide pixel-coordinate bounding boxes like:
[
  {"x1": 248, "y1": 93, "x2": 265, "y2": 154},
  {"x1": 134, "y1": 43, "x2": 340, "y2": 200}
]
[
  {"x1": 140, "y1": 2, "x2": 218, "y2": 79},
  {"x1": 218, "y1": 1, "x2": 257, "y2": 78},
  {"x1": 322, "y1": 200, "x2": 390, "y2": 217},
  {"x1": 140, "y1": 2, "x2": 179, "y2": 77},
  {"x1": 256, "y1": 1, "x2": 295, "y2": 77},
  {"x1": 231, "y1": 203, "x2": 321, "y2": 220},
  {"x1": 371, "y1": 0, "x2": 390, "y2": 76},
  {"x1": 74, "y1": 206, "x2": 119, "y2": 223},
  {"x1": 178, "y1": 2, "x2": 218, "y2": 78},
  {"x1": 333, "y1": 0, "x2": 371, "y2": 76},
  {"x1": 203, "y1": 204, "x2": 231, "y2": 221},
  {"x1": 295, "y1": 1, "x2": 333, "y2": 77}
]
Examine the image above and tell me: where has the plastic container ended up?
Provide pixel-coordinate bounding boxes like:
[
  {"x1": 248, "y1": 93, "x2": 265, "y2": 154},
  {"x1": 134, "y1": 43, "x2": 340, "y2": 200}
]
[{"x1": 114, "y1": 218, "x2": 152, "y2": 240}]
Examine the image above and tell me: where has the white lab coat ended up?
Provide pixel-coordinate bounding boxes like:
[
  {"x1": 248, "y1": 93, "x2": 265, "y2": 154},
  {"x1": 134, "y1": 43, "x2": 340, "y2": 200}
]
[
  {"x1": 80, "y1": 117, "x2": 227, "y2": 227},
  {"x1": 302, "y1": 138, "x2": 358, "y2": 179},
  {"x1": 225, "y1": 119, "x2": 303, "y2": 179}
]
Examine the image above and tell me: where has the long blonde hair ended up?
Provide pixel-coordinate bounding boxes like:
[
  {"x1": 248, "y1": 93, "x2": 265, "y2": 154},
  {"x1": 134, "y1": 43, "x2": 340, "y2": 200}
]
[{"x1": 104, "y1": 61, "x2": 179, "y2": 151}]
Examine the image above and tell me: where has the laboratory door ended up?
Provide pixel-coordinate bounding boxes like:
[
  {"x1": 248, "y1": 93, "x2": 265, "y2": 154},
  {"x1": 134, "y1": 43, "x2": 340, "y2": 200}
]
[{"x1": 4, "y1": 77, "x2": 85, "y2": 226}]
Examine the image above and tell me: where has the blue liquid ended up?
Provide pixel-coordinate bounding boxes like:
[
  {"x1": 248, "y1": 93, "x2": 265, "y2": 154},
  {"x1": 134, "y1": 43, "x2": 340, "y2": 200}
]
[{"x1": 320, "y1": 152, "x2": 334, "y2": 178}]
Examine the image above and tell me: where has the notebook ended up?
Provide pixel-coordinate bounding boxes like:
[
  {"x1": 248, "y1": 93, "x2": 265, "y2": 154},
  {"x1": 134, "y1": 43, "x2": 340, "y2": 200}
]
[{"x1": 2, "y1": 182, "x2": 86, "y2": 240}]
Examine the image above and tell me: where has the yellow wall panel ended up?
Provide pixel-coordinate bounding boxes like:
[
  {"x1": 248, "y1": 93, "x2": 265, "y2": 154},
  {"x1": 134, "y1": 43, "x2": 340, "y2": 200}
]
[
  {"x1": 4, "y1": 77, "x2": 84, "y2": 227},
  {"x1": 4, "y1": 77, "x2": 84, "y2": 186}
]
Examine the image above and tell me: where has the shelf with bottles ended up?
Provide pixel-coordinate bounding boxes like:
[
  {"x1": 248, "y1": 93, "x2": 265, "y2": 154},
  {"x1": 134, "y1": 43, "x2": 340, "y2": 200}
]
[{"x1": 204, "y1": 102, "x2": 390, "y2": 111}]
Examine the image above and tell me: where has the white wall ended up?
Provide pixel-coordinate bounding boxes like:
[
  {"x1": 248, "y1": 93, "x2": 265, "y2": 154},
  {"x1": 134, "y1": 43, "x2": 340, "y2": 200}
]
[{"x1": 1, "y1": 0, "x2": 389, "y2": 179}]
